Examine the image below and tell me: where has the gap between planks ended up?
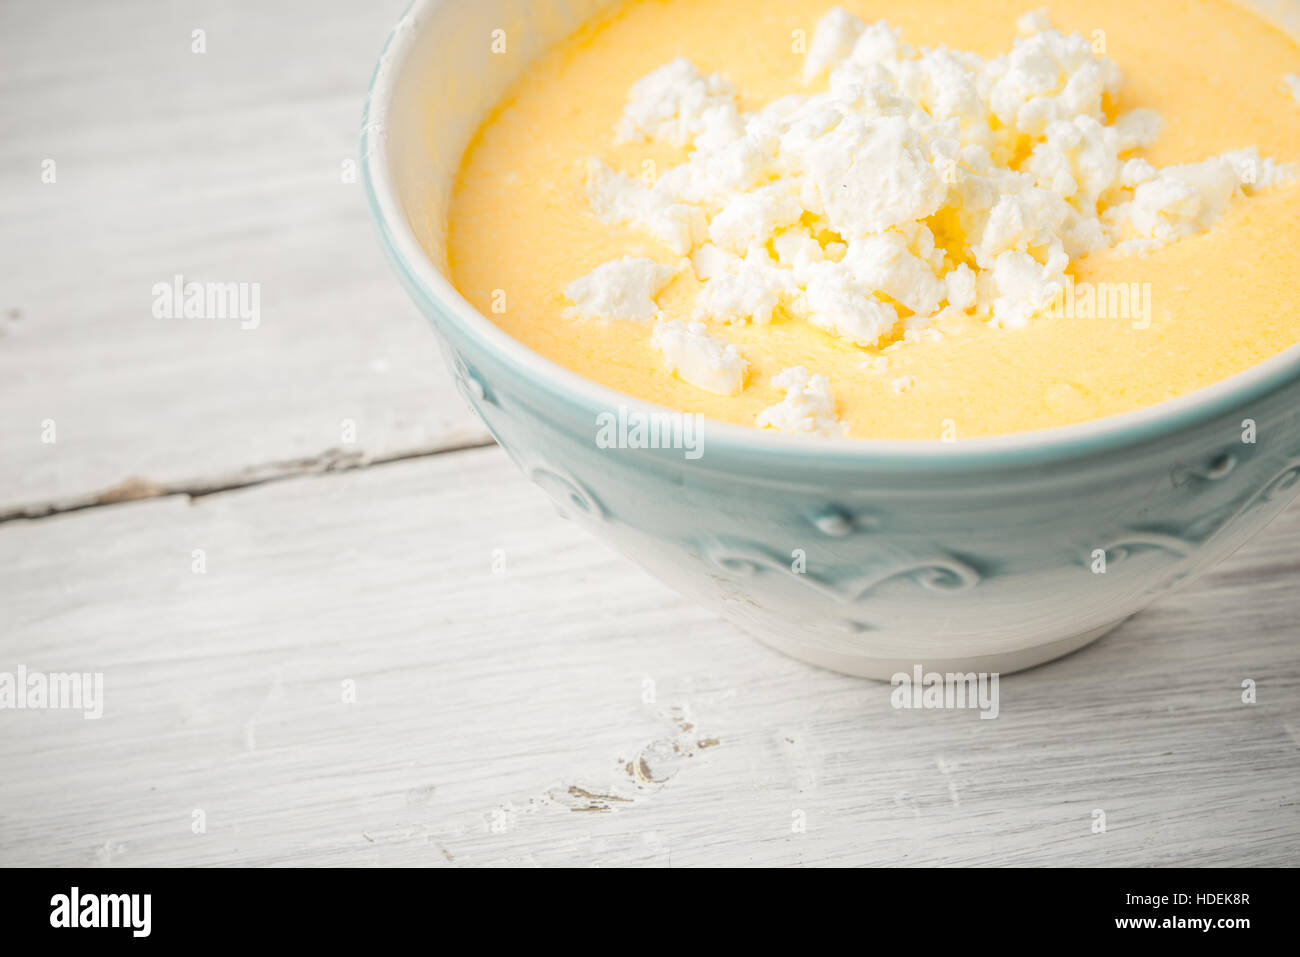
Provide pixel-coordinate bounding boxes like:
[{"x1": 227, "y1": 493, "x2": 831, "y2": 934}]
[{"x1": 0, "y1": 437, "x2": 499, "y2": 526}]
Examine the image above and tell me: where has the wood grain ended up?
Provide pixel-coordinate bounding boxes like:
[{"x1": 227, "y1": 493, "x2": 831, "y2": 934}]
[
  {"x1": 2, "y1": 447, "x2": 1296, "y2": 867},
  {"x1": 0, "y1": 0, "x2": 490, "y2": 520},
  {"x1": 1, "y1": 0, "x2": 1296, "y2": 869}
]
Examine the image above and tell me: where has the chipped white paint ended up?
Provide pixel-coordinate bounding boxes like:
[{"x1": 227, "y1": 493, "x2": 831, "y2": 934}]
[{"x1": 2, "y1": 448, "x2": 1299, "y2": 866}]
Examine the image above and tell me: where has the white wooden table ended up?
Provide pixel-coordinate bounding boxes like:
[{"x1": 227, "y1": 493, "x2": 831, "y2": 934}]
[{"x1": 2, "y1": 0, "x2": 1297, "y2": 868}]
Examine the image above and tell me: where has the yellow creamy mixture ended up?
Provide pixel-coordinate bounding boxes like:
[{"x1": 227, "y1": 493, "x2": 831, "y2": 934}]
[{"x1": 448, "y1": 0, "x2": 1300, "y2": 439}]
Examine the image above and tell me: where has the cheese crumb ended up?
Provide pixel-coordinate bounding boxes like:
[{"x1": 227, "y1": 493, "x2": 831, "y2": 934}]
[
  {"x1": 568, "y1": 6, "x2": 1297, "y2": 415},
  {"x1": 756, "y1": 367, "x2": 848, "y2": 436},
  {"x1": 694, "y1": 250, "x2": 793, "y2": 324},
  {"x1": 651, "y1": 320, "x2": 749, "y2": 394},
  {"x1": 586, "y1": 159, "x2": 705, "y2": 255},
  {"x1": 1016, "y1": 8, "x2": 1051, "y2": 36},
  {"x1": 565, "y1": 257, "x2": 677, "y2": 321},
  {"x1": 614, "y1": 58, "x2": 743, "y2": 151},
  {"x1": 791, "y1": 260, "x2": 899, "y2": 346},
  {"x1": 803, "y1": 6, "x2": 867, "y2": 83},
  {"x1": 1106, "y1": 148, "x2": 1297, "y2": 251}
]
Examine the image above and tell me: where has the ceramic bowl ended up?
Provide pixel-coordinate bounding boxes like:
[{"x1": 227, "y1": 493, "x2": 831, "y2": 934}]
[{"x1": 363, "y1": 0, "x2": 1300, "y2": 677}]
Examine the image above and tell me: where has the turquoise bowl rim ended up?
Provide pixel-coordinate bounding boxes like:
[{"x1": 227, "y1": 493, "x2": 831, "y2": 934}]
[{"x1": 361, "y1": 0, "x2": 1300, "y2": 473}]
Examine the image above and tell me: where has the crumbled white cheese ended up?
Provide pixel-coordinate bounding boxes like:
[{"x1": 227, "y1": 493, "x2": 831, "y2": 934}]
[
  {"x1": 586, "y1": 159, "x2": 705, "y2": 255},
  {"x1": 756, "y1": 367, "x2": 848, "y2": 436},
  {"x1": 651, "y1": 320, "x2": 748, "y2": 395},
  {"x1": 1105, "y1": 148, "x2": 1296, "y2": 251},
  {"x1": 572, "y1": 6, "x2": 1295, "y2": 377},
  {"x1": 793, "y1": 260, "x2": 899, "y2": 346},
  {"x1": 1112, "y1": 109, "x2": 1164, "y2": 153},
  {"x1": 889, "y1": 375, "x2": 917, "y2": 394},
  {"x1": 654, "y1": 128, "x2": 778, "y2": 204},
  {"x1": 564, "y1": 257, "x2": 677, "y2": 321},
  {"x1": 839, "y1": 230, "x2": 945, "y2": 316},
  {"x1": 707, "y1": 182, "x2": 803, "y2": 254},
  {"x1": 694, "y1": 249, "x2": 793, "y2": 324},
  {"x1": 988, "y1": 28, "x2": 1121, "y2": 137},
  {"x1": 841, "y1": 19, "x2": 910, "y2": 73},
  {"x1": 944, "y1": 263, "x2": 977, "y2": 313},
  {"x1": 1016, "y1": 8, "x2": 1051, "y2": 36},
  {"x1": 803, "y1": 6, "x2": 866, "y2": 83},
  {"x1": 805, "y1": 114, "x2": 950, "y2": 237},
  {"x1": 614, "y1": 58, "x2": 743, "y2": 151},
  {"x1": 1223, "y1": 146, "x2": 1297, "y2": 190},
  {"x1": 689, "y1": 242, "x2": 735, "y2": 280},
  {"x1": 989, "y1": 247, "x2": 1069, "y2": 327},
  {"x1": 772, "y1": 226, "x2": 827, "y2": 270}
]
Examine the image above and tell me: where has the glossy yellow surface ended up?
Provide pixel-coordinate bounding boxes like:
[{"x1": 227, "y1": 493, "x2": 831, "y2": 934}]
[{"x1": 448, "y1": 0, "x2": 1300, "y2": 439}]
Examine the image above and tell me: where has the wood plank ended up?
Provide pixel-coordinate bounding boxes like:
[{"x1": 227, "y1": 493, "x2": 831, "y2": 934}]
[
  {"x1": 0, "y1": 0, "x2": 490, "y2": 519},
  {"x1": 1, "y1": 446, "x2": 1296, "y2": 866}
]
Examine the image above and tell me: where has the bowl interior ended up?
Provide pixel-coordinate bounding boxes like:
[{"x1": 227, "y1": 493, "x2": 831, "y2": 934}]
[
  {"x1": 374, "y1": 0, "x2": 613, "y2": 275},
  {"x1": 364, "y1": 0, "x2": 1300, "y2": 468}
]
